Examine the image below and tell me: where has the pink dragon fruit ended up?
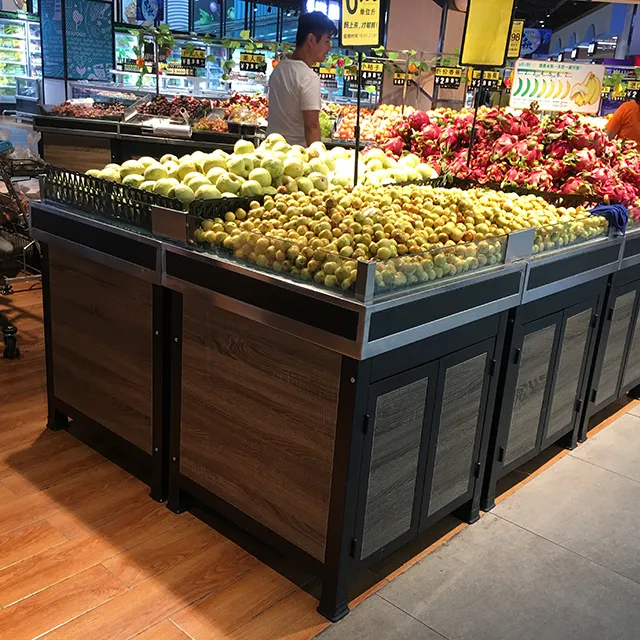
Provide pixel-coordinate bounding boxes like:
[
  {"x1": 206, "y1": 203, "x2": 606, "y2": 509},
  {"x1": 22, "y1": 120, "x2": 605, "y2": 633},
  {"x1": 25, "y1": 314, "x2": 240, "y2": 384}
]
[
  {"x1": 383, "y1": 136, "x2": 406, "y2": 157},
  {"x1": 491, "y1": 134, "x2": 518, "y2": 159},
  {"x1": 420, "y1": 123, "x2": 441, "y2": 142},
  {"x1": 407, "y1": 110, "x2": 430, "y2": 132},
  {"x1": 439, "y1": 126, "x2": 459, "y2": 151},
  {"x1": 560, "y1": 177, "x2": 592, "y2": 195},
  {"x1": 526, "y1": 169, "x2": 553, "y2": 190},
  {"x1": 548, "y1": 140, "x2": 573, "y2": 159}
]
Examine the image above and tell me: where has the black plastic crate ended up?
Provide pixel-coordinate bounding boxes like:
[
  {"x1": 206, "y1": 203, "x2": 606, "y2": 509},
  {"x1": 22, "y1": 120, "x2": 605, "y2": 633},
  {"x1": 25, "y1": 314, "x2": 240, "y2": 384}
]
[
  {"x1": 44, "y1": 167, "x2": 181, "y2": 232},
  {"x1": 188, "y1": 194, "x2": 264, "y2": 220}
]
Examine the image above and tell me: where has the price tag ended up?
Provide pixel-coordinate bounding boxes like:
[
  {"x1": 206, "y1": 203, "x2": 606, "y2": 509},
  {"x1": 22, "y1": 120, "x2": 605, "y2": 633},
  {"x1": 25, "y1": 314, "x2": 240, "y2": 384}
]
[
  {"x1": 507, "y1": 20, "x2": 524, "y2": 58},
  {"x1": 393, "y1": 72, "x2": 416, "y2": 86},
  {"x1": 181, "y1": 48, "x2": 205, "y2": 69},
  {"x1": 359, "y1": 60, "x2": 383, "y2": 85},
  {"x1": 471, "y1": 69, "x2": 501, "y2": 89},
  {"x1": 340, "y1": 0, "x2": 381, "y2": 47},
  {"x1": 435, "y1": 66, "x2": 462, "y2": 89},
  {"x1": 161, "y1": 62, "x2": 196, "y2": 77},
  {"x1": 239, "y1": 52, "x2": 267, "y2": 73}
]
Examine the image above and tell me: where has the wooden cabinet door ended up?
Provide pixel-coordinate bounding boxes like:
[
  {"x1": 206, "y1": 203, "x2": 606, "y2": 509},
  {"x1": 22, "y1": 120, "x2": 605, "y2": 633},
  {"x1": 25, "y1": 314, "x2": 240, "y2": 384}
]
[
  {"x1": 419, "y1": 339, "x2": 494, "y2": 530},
  {"x1": 542, "y1": 302, "x2": 598, "y2": 448},
  {"x1": 501, "y1": 314, "x2": 562, "y2": 471},
  {"x1": 356, "y1": 363, "x2": 438, "y2": 563},
  {"x1": 594, "y1": 286, "x2": 637, "y2": 408}
]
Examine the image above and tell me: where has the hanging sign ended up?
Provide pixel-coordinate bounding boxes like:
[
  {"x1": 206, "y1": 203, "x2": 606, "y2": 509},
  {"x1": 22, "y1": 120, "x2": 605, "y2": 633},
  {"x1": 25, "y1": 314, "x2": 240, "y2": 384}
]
[
  {"x1": 239, "y1": 52, "x2": 266, "y2": 72},
  {"x1": 434, "y1": 66, "x2": 463, "y2": 88},
  {"x1": 312, "y1": 64, "x2": 338, "y2": 87},
  {"x1": 471, "y1": 69, "x2": 501, "y2": 89},
  {"x1": 510, "y1": 59, "x2": 605, "y2": 114},
  {"x1": 181, "y1": 47, "x2": 205, "y2": 68},
  {"x1": 626, "y1": 80, "x2": 640, "y2": 100},
  {"x1": 136, "y1": 0, "x2": 163, "y2": 21},
  {"x1": 160, "y1": 62, "x2": 196, "y2": 76},
  {"x1": 340, "y1": 0, "x2": 381, "y2": 48},
  {"x1": 359, "y1": 60, "x2": 383, "y2": 84},
  {"x1": 393, "y1": 71, "x2": 417, "y2": 86},
  {"x1": 460, "y1": 0, "x2": 516, "y2": 67},
  {"x1": 507, "y1": 19, "x2": 524, "y2": 58}
]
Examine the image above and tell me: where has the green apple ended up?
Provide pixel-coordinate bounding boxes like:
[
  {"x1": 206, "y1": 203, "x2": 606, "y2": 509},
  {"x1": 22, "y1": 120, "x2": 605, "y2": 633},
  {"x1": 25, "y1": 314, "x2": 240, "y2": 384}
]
[
  {"x1": 240, "y1": 180, "x2": 263, "y2": 197},
  {"x1": 105, "y1": 163, "x2": 121, "y2": 172},
  {"x1": 234, "y1": 139, "x2": 255, "y2": 155},
  {"x1": 195, "y1": 185, "x2": 223, "y2": 199},
  {"x1": 263, "y1": 186, "x2": 277, "y2": 195},
  {"x1": 178, "y1": 161, "x2": 201, "y2": 181},
  {"x1": 206, "y1": 167, "x2": 228, "y2": 184},
  {"x1": 309, "y1": 158, "x2": 329, "y2": 176},
  {"x1": 320, "y1": 153, "x2": 336, "y2": 171},
  {"x1": 137, "y1": 157, "x2": 157, "y2": 168},
  {"x1": 201, "y1": 154, "x2": 227, "y2": 174},
  {"x1": 186, "y1": 176, "x2": 211, "y2": 193},
  {"x1": 120, "y1": 159, "x2": 145, "y2": 177},
  {"x1": 178, "y1": 154, "x2": 192, "y2": 164},
  {"x1": 261, "y1": 156, "x2": 284, "y2": 179},
  {"x1": 303, "y1": 162, "x2": 312, "y2": 176},
  {"x1": 99, "y1": 168, "x2": 121, "y2": 183},
  {"x1": 85, "y1": 169, "x2": 100, "y2": 177},
  {"x1": 144, "y1": 164, "x2": 168, "y2": 181},
  {"x1": 291, "y1": 145, "x2": 309, "y2": 162},
  {"x1": 296, "y1": 176, "x2": 314, "y2": 194},
  {"x1": 183, "y1": 171, "x2": 206, "y2": 186},
  {"x1": 283, "y1": 157, "x2": 304, "y2": 179},
  {"x1": 264, "y1": 133, "x2": 286, "y2": 148},
  {"x1": 140, "y1": 180, "x2": 156, "y2": 192},
  {"x1": 248, "y1": 167, "x2": 272, "y2": 187},
  {"x1": 417, "y1": 163, "x2": 438, "y2": 180},
  {"x1": 366, "y1": 159, "x2": 383, "y2": 172},
  {"x1": 216, "y1": 173, "x2": 242, "y2": 194},
  {"x1": 191, "y1": 150, "x2": 208, "y2": 163},
  {"x1": 307, "y1": 141, "x2": 326, "y2": 159},
  {"x1": 399, "y1": 153, "x2": 420, "y2": 169},
  {"x1": 227, "y1": 154, "x2": 253, "y2": 177},
  {"x1": 170, "y1": 183, "x2": 196, "y2": 205},
  {"x1": 165, "y1": 162, "x2": 180, "y2": 180},
  {"x1": 160, "y1": 153, "x2": 179, "y2": 164},
  {"x1": 309, "y1": 171, "x2": 328, "y2": 191},
  {"x1": 122, "y1": 174, "x2": 145, "y2": 188},
  {"x1": 220, "y1": 192, "x2": 238, "y2": 198},
  {"x1": 153, "y1": 178, "x2": 180, "y2": 196},
  {"x1": 272, "y1": 141, "x2": 291, "y2": 154},
  {"x1": 280, "y1": 175, "x2": 298, "y2": 193}
]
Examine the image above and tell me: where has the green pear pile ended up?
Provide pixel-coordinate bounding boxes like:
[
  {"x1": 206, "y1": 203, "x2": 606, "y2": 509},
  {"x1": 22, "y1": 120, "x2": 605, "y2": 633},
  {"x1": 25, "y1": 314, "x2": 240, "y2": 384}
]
[{"x1": 85, "y1": 134, "x2": 439, "y2": 208}]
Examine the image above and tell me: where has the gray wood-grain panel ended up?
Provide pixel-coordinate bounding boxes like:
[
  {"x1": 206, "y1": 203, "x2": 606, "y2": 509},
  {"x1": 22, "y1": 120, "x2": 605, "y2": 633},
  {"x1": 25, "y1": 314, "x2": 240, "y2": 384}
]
[
  {"x1": 180, "y1": 289, "x2": 341, "y2": 562},
  {"x1": 545, "y1": 309, "x2": 592, "y2": 441},
  {"x1": 623, "y1": 307, "x2": 640, "y2": 389},
  {"x1": 597, "y1": 291, "x2": 636, "y2": 403},
  {"x1": 360, "y1": 378, "x2": 429, "y2": 560},
  {"x1": 428, "y1": 353, "x2": 487, "y2": 516},
  {"x1": 504, "y1": 325, "x2": 556, "y2": 466}
]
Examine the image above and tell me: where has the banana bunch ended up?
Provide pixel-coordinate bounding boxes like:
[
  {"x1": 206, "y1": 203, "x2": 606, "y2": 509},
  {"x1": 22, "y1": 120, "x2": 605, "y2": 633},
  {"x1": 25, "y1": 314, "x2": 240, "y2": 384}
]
[{"x1": 570, "y1": 72, "x2": 602, "y2": 107}]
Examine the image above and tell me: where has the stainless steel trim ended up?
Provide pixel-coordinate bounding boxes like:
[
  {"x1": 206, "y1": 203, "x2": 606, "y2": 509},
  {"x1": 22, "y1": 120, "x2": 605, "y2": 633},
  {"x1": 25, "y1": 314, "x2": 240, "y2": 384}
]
[
  {"x1": 35, "y1": 126, "x2": 117, "y2": 139},
  {"x1": 620, "y1": 253, "x2": 640, "y2": 271},
  {"x1": 164, "y1": 243, "x2": 366, "y2": 313},
  {"x1": 32, "y1": 228, "x2": 161, "y2": 284},
  {"x1": 163, "y1": 272, "x2": 364, "y2": 359},
  {"x1": 361, "y1": 291, "x2": 523, "y2": 359}
]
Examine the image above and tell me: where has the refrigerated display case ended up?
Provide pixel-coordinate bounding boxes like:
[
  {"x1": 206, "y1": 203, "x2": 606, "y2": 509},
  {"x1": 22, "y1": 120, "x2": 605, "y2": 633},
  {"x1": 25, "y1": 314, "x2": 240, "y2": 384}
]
[
  {"x1": 0, "y1": 17, "x2": 28, "y2": 103},
  {"x1": 15, "y1": 75, "x2": 41, "y2": 112},
  {"x1": 27, "y1": 19, "x2": 41, "y2": 78}
]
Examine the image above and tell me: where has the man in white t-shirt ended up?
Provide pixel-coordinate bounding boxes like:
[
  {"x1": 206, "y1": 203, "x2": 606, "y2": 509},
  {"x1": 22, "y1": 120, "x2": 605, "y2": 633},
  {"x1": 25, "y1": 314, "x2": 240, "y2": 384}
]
[{"x1": 267, "y1": 11, "x2": 336, "y2": 146}]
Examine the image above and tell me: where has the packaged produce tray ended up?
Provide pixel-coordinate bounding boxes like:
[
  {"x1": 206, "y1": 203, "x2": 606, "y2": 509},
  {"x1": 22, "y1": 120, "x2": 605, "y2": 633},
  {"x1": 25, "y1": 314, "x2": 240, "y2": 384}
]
[{"x1": 43, "y1": 167, "x2": 181, "y2": 232}]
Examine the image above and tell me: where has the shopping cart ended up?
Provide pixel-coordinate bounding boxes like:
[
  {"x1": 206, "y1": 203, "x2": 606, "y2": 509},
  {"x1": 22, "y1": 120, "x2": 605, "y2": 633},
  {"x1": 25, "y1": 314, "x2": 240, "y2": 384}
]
[{"x1": 0, "y1": 140, "x2": 47, "y2": 358}]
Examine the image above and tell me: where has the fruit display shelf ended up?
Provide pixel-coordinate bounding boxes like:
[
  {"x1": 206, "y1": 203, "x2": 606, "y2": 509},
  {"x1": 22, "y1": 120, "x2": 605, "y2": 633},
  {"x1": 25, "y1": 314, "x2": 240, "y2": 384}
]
[{"x1": 30, "y1": 190, "x2": 640, "y2": 625}]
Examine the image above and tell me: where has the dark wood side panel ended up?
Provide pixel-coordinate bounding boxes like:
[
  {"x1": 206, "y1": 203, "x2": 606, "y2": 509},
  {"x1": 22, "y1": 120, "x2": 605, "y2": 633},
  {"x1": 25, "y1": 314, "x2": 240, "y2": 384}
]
[
  {"x1": 48, "y1": 246, "x2": 153, "y2": 454},
  {"x1": 360, "y1": 377, "x2": 429, "y2": 560},
  {"x1": 42, "y1": 133, "x2": 111, "y2": 173},
  {"x1": 180, "y1": 289, "x2": 341, "y2": 562}
]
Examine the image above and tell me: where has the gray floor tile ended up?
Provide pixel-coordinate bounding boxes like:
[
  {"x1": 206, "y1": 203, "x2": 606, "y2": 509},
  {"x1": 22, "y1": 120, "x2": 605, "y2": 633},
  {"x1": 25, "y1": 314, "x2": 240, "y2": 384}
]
[
  {"x1": 626, "y1": 404, "x2": 640, "y2": 419},
  {"x1": 493, "y1": 454, "x2": 640, "y2": 582},
  {"x1": 318, "y1": 595, "x2": 445, "y2": 640},
  {"x1": 380, "y1": 514, "x2": 640, "y2": 640},
  {"x1": 570, "y1": 413, "x2": 640, "y2": 483}
]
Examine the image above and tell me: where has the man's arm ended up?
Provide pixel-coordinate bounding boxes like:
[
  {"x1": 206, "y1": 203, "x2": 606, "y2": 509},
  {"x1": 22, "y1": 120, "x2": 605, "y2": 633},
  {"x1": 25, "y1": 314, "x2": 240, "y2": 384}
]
[
  {"x1": 606, "y1": 104, "x2": 627, "y2": 140},
  {"x1": 302, "y1": 110, "x2": 321, "y2": 146}
]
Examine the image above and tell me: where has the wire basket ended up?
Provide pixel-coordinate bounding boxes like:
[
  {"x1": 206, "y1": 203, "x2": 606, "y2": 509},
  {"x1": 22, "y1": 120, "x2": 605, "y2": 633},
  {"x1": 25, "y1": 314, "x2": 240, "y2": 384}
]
[{"x1": 43, "y1": 167, "x2": 182, "y2": 232}]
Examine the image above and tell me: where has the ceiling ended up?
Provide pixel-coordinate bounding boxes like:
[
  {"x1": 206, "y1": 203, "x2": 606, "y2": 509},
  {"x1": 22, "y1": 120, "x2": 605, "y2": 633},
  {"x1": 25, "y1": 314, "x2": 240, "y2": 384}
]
[{"x1": 513, "y1": 0, "x2": 607, "y2": 31}]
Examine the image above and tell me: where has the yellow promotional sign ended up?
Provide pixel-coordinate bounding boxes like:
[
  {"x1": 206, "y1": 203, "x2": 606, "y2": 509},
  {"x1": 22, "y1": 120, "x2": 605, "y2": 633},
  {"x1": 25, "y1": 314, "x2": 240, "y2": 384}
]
[
  {"x1": 340, "y1": 0, "x2": 381, "y2": 47},
  {"x1": 507, "y1": 20, "x2": 524, "y2": 58},
  {"x1": 460, "y1": 0, "x2": 516, "y2": 67}
]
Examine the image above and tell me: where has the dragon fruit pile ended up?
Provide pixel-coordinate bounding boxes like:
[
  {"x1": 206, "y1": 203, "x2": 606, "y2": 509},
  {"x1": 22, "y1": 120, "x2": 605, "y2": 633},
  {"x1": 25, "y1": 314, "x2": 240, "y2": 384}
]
[{"x1": 382, "y1": 107, "x2": 640, "y2": 214}]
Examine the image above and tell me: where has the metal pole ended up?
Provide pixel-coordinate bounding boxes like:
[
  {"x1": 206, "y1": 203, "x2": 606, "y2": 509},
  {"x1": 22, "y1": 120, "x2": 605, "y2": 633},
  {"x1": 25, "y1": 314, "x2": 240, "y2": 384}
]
[
  {"x1": 467, "y1": 68, "x2": 483, "y2": 166},
  {"x1": 354, "y1": 51, "x2": 363, "y2": 187},
  {"x1": 155, "y1": 40, "x2": 160, "y2": 97},
  {"x1": 432, "y1": 3, "x2": 448, "y2": 108},
  {"x1": 401, "y1": 53, "x2": 409, "y2": 115}
]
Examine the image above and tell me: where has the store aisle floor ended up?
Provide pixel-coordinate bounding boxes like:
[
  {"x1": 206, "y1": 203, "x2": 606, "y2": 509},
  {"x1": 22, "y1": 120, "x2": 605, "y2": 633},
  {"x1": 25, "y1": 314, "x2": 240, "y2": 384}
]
[{"x1": 319, "y1": 411, "x2": 640, "y2": 640}]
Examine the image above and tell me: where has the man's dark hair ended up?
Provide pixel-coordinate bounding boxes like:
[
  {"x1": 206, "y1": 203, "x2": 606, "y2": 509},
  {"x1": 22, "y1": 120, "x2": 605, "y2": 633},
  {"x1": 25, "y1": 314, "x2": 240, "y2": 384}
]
[{"x1": 296, "y1": 11, "x2": 337, "y2": 47}]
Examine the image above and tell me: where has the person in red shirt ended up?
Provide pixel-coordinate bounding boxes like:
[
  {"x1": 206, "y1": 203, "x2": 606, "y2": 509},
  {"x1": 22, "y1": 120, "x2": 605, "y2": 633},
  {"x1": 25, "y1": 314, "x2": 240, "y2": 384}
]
[{"x1": 606, "y1": 94, "x2": 640, "y2": 147}]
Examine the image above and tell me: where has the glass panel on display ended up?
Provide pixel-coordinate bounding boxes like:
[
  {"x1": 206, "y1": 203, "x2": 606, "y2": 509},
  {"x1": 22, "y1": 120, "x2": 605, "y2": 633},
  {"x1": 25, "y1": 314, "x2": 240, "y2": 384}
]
[
  {"x1": 27, "y1": 19, "x2": 40, "y2": 77},
  {"x1": 65, "y1": 0, "x2": 113, "y2": 81},
  {"x1": 41, "y1": 0, "x2": 63, "y2": 78},
  {"x1": 223, "y1": 0, "x2": 244, "y2": 38},
  {"x1": 0, "y1": 15, "x2": 28, "y2": 101}
]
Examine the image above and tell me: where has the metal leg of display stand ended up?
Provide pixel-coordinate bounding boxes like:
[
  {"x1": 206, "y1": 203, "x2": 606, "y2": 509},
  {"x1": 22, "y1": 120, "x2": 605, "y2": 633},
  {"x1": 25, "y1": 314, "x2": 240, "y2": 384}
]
[{"x1": 2, "y1": 322, "x2": 19, "y2": 359}]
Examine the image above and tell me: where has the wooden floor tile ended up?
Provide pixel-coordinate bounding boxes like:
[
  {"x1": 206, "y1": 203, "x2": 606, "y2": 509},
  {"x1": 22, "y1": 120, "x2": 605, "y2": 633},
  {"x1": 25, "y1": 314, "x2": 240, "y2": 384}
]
[
  {"x1": 0, "y1": 429, "x2": 73, "y2": 477},
  {"x1": 135, "y1": 619, "x2": 193, "y2": 640},
  {"x1": 0, "y1": 520, "x2": 67, "y2": 571},
  {"x1": 2, "y1": 440, "x2": 105, "y2": 496},
  {"x1": 0, "y1": 532, "x2": 120, "y2": 607},
  {"x1": 103, "y1": 516, "x2": 214, "y2": 587},
  {"x1": 223, "y1": 589, "x2": 328, "y2": 640},
  {"x1": 0, "y1": 491, "x2": 58, "y2": 537},
  {"x1": 0, "y1": 564, "x2": 126, "y2": 640},
  {"x1": 40, "y1": 538, "x2": 260, "y2": 640},
  {"x1": 171, "y1": 563, "x2": 298, "y2": 640}
]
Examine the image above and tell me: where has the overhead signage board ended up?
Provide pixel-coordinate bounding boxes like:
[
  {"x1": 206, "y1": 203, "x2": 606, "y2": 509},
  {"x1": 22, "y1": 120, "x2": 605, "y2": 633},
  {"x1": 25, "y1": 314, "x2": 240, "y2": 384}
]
[
  {"x1": 510, "y1": 59, "x2": 605, "y2": 114},
  {"x1": 460, "y1": 0, "x2": 516, "y2": 67},
  {"x1": 340, "y1": 0, "x2": 380, "y2": 47}
]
